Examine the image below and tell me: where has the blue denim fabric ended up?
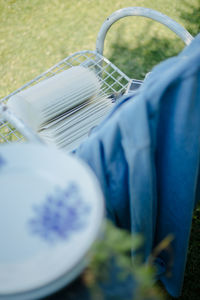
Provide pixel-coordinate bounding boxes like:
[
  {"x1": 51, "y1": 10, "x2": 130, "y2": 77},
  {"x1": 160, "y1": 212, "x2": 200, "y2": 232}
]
[{"x1": 75, "y1": 34, "x2": 200, "y2": 297}]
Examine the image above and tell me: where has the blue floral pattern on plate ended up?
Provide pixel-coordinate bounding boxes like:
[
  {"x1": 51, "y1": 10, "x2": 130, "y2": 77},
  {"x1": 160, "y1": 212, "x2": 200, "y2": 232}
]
[
  {"x1": 0, "y1": 154, "x2": 6, "y2": 169},
  {"x1": 29, "y1": 183, "x2": 91, "y2": 242}
]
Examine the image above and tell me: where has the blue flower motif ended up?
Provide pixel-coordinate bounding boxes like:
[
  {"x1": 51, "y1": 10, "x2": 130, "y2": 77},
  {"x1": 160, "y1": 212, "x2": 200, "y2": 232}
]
[
  {"x1": 28, "y1": 183, "x2": 91, "y2": 242},
  {"x1": 0, "y1": 154, "x2": 6, "y2": 169}
]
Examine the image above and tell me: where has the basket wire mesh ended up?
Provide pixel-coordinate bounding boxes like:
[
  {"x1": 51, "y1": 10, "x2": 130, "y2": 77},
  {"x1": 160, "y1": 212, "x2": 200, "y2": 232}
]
[{"x1": 0, "y1": 51, "x2": 130, "y2": 145}]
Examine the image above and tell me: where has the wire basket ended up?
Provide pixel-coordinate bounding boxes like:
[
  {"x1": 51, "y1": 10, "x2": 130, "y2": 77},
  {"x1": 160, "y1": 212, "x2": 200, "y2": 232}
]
[
  {"x1": 0, "y1": 7, "x2": 193, "y2": 149},
  {"x1": 0, "y1": 51, "x2": 132, "y2": 150}
]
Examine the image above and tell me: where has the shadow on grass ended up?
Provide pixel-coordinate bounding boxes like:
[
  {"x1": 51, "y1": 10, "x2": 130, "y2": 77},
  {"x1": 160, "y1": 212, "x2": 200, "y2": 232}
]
[
  {"x1": 179, "y1": 0, "x2": 200, "y2": 36},
  {"x1": 107, "y1": 0, "x2": 199, "y2": 80},
  {"x1": 107, "y1": 22, "x2": 184, "y2": 79}
]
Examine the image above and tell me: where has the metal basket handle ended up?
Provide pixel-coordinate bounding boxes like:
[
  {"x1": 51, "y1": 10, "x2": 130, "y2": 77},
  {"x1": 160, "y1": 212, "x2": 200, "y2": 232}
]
[{"x1": 96, "y1": 7, "x2": 194, "y2": 56}]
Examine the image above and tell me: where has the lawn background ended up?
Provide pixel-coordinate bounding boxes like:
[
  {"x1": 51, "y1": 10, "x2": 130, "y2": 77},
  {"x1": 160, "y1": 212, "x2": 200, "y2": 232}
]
[
  {"x1": 0, "y1": 0, "x2": 200, "y2": 299},
  {"x1": 1, "y1": 0, "x2": 200, "y2": 99}
]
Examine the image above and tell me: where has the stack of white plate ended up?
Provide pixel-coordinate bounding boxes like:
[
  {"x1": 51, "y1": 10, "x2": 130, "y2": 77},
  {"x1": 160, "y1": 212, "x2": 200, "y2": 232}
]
[
  {"x1": 0, "y1": 143, "x2": 104, "y2": 300},
  {"x1": 7, "y1": 66, "x2": 113, "y2": 151},
  {"x1": 39, "y1": 92, "x2": 113, "y2": 151},
  {"x1": 7, "y1": 66, "x2": 102, "y2": 130}
]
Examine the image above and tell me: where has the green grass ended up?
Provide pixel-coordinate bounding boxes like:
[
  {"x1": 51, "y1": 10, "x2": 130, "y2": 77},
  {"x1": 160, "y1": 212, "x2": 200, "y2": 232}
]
[
  {"x1": 0, "y1": 0, "x2": 200, "y2": 298},
  {"x1": 1, "y1": 0, "x2": 200, "y2": 98}
]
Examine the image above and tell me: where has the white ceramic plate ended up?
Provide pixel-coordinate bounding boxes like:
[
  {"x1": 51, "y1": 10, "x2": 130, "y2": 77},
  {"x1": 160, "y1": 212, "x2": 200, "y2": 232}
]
[{"x1": 0, "y1": 143, "x2": 104, "y2": 300}]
